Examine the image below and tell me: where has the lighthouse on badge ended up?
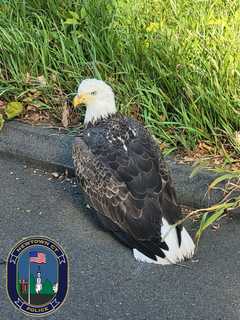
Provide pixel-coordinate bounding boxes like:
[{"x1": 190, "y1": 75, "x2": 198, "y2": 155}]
[{"x1": 35, "y1": 268, "x2": 42, "y2": 294}]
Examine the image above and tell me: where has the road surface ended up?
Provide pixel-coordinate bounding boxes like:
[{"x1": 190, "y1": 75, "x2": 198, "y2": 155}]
[{"x1": 0, "y1": 155, "x2": 240, "y2": 320}]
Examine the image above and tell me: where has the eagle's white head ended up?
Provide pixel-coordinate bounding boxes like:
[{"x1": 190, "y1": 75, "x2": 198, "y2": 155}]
[{"x1": 73, "y1": 79, "x2": 117, "y2": 124}]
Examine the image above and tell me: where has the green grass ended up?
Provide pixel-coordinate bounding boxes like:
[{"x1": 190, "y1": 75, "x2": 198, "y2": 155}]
[
  {"x1": 184, "y1": 167, "x2": 240, "y2": 242},
  {"x1": 0, "y1": 0, "x2": 240, "y2": 154}
]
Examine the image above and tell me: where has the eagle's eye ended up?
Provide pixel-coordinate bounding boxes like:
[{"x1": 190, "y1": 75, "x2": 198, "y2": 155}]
[{"x1": 90, "y1": 91, "x2": 97, "y2": 96}]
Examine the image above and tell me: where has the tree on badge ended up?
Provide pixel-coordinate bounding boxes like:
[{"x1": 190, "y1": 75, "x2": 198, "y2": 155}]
[
  {"x1": 41, "y1": 279, "x2": 54, "y2": 295},
  {"x1": 30, "y1": 274, "x2": 36, "y2": 295}
]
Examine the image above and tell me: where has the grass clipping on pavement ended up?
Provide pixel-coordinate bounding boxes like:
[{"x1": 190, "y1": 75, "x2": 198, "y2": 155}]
[{"x1": 183, "y1": 168, "x2": 240, "y2": 243}]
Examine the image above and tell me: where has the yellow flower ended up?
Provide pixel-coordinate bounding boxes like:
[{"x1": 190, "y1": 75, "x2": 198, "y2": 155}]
[
  {"x1": 207, "y1": 17, "x2": 227, "y2": 26},
  {"x1": 146, "y1": 22, "x2": 160, "y2": 33},
  {"x1": 144, "y1": 40, "x2": 150, "y2": 48}
]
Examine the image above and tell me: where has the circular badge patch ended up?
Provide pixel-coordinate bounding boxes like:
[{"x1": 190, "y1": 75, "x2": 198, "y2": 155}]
[{"x1": 7, "y1": 236, "x2": 68, "y2": 316}]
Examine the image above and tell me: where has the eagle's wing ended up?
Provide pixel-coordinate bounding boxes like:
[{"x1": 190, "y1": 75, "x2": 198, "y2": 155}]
[{"x1": 72, "y1": 123, "x2": 182, "y2": 261}]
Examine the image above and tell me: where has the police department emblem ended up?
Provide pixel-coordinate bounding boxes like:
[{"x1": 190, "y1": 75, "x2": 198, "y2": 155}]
[{"x1": 7, "y1": 236, "x2": 68, "y2": 316}]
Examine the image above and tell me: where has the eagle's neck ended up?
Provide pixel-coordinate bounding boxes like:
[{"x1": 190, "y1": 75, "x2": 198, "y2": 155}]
[{"x1": 84, "y1": 97, "x2": 117, "y2": 125}]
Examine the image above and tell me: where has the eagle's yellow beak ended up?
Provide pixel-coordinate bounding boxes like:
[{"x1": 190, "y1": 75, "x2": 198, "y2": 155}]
[{"x1": 73, "y1": 94, "x2": 88, "y2": 108}]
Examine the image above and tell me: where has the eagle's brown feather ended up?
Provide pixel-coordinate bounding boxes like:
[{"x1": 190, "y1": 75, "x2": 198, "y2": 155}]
[{"x1": 73, "y1": 114, "x2": 182, "y2": 260}]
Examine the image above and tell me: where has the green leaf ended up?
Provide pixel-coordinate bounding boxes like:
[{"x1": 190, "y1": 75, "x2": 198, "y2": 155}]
[
  {"x1": 64, "y1": 18, "x2": 78, "y2": 25},
  {"x1": 190, "y1": 165, "x2": 203, "y2": 178},
  {"x1": 195, "y1": 212, "x2": 208, "y2": 243},
  {"x1": 69, "y1": 11, "x2": 79, "y2": 20},
  {"x1": 81, "y1": 7, "x2": 87, "y2": 19},
  {"x1": 208, "y1": 174, "x2": 236, "y2": 191},
  {"x1": 0, "y1": 114, "x2": 4, "y2": 130},
  {"x1": 32, "y1": 99, "x2": 51, "y2": 110},
  {"x1": 5, "y1": 101, "x2": 23, "y2": 120},
  {"x1": 196, "y1": 209, "x2": 225, "y2": 242}
]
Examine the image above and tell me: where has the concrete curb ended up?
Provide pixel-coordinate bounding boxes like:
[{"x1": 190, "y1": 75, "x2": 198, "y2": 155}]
[{"x1": 0, "y1": 121, "x2": 224, "y2": 208}]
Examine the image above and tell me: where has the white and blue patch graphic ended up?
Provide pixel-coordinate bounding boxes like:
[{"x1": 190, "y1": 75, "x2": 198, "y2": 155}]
[{"x1": 7, "y1": 236, "x2": 68, "y2": 316}]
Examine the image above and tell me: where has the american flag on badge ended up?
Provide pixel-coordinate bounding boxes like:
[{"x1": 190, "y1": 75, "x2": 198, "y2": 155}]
[{"x1": 29, "y1": 251, "x2": 46, "y2": 264}]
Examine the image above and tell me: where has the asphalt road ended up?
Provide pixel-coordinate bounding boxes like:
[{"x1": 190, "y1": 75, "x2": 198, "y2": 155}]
[{"x1": 1, "y1": 155, "x2": 240, "y2": 320}]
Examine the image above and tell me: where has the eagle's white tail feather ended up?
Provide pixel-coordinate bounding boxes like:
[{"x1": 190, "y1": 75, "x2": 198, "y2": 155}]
[
  {"x1": 178, "y1": 226, "x2": 195, "y2": 259},
  {"x1": 133, "y1": 218, "x2": 195, "y2": 265},
  {"x1": 133, "y1": 248, "x2": 171, "y2": 265}
]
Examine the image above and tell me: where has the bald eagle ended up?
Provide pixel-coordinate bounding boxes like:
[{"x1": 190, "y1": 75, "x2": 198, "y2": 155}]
[{"x1": 72, "y1": 79, "x2": 195, "y2": 264}]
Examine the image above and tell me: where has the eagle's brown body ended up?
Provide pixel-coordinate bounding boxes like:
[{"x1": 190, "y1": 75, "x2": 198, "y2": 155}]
[{"x1": 72, "y1": 113, "x2": 184, "y2": 261}]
